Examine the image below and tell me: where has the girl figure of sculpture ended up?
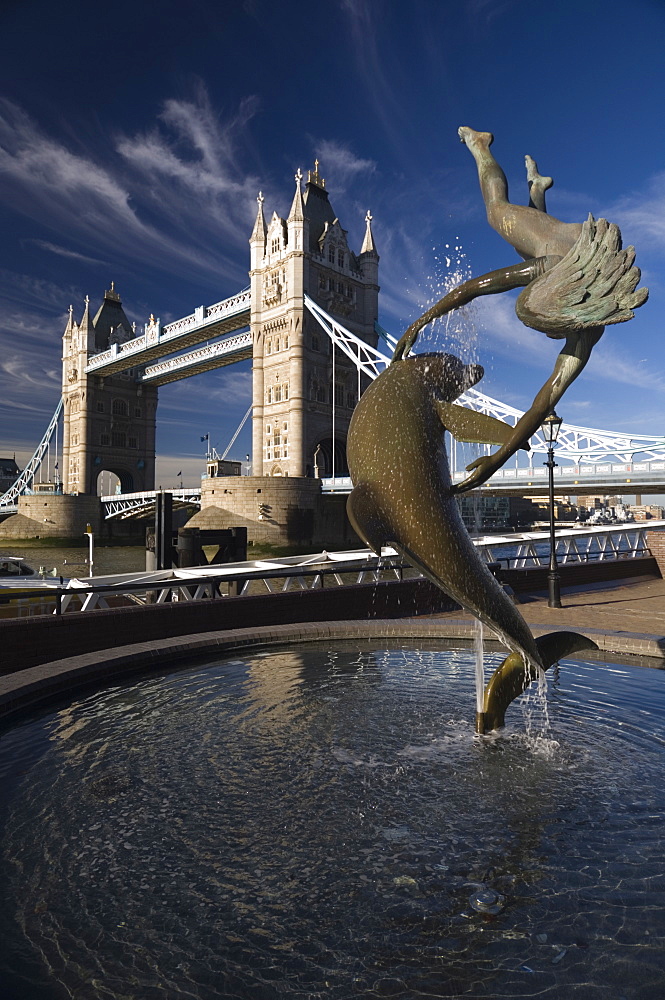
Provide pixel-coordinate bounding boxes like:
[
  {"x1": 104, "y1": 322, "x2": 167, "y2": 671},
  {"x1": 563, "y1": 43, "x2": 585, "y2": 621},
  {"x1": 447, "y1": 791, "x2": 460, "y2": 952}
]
[{"x1": 393, "y1": 127, "x2": 648, "y2": 493}]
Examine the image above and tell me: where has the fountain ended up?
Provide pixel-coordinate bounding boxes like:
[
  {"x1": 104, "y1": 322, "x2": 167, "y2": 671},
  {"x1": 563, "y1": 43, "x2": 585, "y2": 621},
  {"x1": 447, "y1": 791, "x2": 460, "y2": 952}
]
[{"x1": 0, "y1": 130, "x2": 657, "y2": 997}]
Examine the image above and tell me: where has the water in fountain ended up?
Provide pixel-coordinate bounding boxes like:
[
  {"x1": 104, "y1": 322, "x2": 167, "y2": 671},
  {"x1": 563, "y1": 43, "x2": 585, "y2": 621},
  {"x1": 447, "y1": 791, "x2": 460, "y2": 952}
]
[
  {"x1": 473, "y1": 617, "x2": 485, "y2": 714},
  {"x1": 1, "y1": 642, "x2": 664, "y2": 999}
]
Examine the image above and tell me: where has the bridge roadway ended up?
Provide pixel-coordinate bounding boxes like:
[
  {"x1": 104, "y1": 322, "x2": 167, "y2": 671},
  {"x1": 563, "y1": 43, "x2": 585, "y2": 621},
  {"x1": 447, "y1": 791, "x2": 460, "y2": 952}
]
[{"x1": 101, "y1": 463, "x2": 665, "y2": 519}]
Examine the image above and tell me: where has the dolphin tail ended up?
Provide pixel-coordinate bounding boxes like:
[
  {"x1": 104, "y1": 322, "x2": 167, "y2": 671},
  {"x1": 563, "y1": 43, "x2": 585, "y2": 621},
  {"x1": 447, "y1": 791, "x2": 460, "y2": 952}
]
[
  {"x1": 347, "y1": 484, "x2": 392, "y2": 555},
  {"x1": 479, "y1": 630, "x2": 599, "y2": 732}
]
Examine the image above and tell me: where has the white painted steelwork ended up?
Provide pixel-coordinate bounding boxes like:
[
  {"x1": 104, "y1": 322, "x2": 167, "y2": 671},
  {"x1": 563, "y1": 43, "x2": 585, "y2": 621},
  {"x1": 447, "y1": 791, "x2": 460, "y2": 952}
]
[
  {"x1": 4, "y1": 524, "x2": 657, "y2": 616},
  {"x1": 10, "y1": 298, "x2": 665, "y2": 511},
  {"x1": 140, "y1": 331, "x2": 252, "y2": 385},
  {"x1": 84, "y1": 289, "x2": 251, "y2": 376},
  {"x1": 0, "y1": 397, "x2": 63, "y2": 509},
  {"x1": 101, "y1": 488, "x2": 202, "y2": 519}
]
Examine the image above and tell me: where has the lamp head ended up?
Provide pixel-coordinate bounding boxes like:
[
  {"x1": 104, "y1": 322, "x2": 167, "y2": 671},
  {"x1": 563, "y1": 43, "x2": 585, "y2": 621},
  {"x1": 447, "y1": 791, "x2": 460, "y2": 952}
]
[{"x1": 541, "y1": 410, "x2": 563, "y2": 445}]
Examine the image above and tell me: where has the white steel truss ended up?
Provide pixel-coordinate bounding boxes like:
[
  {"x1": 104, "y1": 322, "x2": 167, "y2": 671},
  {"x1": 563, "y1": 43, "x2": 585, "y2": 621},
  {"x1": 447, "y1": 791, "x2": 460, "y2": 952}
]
[
  {"x1": 306, "y1": 298, "x2": 665, "y2": 465},
  {"x1": 101, "y1": 488, "x2": 202, "y2": 519},
  {"x1": 0, "y1": 397, "x2": 63, "y2": 508}
]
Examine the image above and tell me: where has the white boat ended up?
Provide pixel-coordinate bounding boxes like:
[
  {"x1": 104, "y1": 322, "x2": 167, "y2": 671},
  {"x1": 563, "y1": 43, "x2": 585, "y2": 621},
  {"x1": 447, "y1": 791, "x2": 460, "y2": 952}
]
[{"x1": 0, "y1": 556, "x2": 67, "y2": 601}]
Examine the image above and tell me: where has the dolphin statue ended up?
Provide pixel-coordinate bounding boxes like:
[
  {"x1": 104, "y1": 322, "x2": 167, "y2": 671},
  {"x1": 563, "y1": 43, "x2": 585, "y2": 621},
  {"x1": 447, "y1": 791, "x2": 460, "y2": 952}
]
[{"x1": 346, "y1": 351, "x2": 597, "y2": 732}]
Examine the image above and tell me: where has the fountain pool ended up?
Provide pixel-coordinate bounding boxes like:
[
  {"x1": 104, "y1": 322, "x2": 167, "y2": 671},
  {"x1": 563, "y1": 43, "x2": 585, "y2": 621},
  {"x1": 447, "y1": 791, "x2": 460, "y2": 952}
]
[{"x1": 1, "y1": 641, "x2": 664, "y2": 999}]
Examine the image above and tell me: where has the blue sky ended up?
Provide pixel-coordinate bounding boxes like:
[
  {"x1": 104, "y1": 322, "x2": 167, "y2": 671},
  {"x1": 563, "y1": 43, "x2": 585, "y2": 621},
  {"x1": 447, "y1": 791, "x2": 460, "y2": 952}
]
[{"x1": 0, "y1": 0, "x2": 664, "y2": 486}]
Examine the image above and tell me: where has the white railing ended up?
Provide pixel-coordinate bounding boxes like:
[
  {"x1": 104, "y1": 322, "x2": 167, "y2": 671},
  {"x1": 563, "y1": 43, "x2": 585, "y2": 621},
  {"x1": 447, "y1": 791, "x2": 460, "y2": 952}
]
[
  {"x1": 160, "y1": 289, "x2": 250, "y2": 340},
  {"x1": 142, "y1": 331, "x2": 252, "y2": 380},
  {"x1": 475, "y1": 521, "x2": 664, "y2": 569},
  {"x1": 5, "y1": 525, "x2": 661, "y2": 617},
  {"x1": 85, "y1": 289, "x2": 251, "y2": 373}
]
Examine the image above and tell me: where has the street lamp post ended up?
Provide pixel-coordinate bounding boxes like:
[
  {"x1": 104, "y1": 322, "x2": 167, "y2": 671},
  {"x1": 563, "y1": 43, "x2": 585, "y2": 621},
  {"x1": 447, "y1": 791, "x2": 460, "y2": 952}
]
[{"x1": 541, "y1": 410, "x2": 563, "y2": 608}]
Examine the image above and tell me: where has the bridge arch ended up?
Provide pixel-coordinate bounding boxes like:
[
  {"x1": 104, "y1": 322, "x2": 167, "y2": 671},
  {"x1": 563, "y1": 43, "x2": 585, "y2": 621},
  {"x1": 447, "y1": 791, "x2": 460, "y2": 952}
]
[
  {"x1": 94, "y1": 464, "x2": 134, "y2": 495},
  {"x1": 313, "y1": 437, "x2": 348, "y2": 478}
]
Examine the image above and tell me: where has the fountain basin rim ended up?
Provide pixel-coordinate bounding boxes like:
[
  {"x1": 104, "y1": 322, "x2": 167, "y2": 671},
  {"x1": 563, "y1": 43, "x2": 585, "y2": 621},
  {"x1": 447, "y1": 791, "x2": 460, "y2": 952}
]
[{"x1": 1, "y1": 617, "x2": 664, "y2": 725}]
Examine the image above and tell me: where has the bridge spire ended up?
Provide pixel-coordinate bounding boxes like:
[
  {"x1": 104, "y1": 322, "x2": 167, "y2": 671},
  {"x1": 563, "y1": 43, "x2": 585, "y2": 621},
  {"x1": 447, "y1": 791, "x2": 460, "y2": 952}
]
[
  {"x1": 287, "y1": 168, "x2": 305, "y2": 223},
  {"x1": 250, "y1": 191, "x2": 267, "y2": 247},
  {"x1": 360, "y1": 209, "x2": 377, "y2": 255}
]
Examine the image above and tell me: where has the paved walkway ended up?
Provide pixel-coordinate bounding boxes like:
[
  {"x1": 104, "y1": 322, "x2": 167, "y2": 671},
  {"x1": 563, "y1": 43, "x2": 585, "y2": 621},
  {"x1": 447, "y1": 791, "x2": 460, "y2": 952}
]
[{"x1": 430, "y1": 572, "x2": 665, "y2": 661}]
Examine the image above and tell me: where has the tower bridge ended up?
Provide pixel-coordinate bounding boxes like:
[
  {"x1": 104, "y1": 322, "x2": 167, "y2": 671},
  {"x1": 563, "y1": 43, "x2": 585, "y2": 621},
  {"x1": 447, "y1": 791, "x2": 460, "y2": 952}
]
[{"x1": 2, "y1": 160, "x2": 665, "y2": 542}]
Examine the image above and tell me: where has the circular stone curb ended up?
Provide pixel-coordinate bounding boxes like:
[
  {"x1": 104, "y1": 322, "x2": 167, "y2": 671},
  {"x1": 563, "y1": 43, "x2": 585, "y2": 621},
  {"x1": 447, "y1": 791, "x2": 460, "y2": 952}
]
[{"x1": 2, "y1": 617, "x2": 664, "y2": 723}]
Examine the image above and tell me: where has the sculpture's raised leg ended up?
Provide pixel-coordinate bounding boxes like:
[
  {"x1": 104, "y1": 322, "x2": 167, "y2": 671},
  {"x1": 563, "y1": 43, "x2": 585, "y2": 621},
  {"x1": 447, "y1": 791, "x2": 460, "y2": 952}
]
[
  {"x1": 458, "y1": 126, "x2": 582, "y2": 260},
  {"x1": 525, "y1": 154, "x2": 553, "y2": 213}
]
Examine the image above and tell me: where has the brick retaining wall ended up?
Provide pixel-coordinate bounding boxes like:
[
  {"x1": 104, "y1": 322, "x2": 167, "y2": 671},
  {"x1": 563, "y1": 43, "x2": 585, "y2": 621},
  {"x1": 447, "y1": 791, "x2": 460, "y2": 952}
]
[
  {"x1": 1, "y1": 579, "x2": 456, "y2": 674},
  {"x1": 2, "y1": 556, "x2": 659, "y2": 675}
]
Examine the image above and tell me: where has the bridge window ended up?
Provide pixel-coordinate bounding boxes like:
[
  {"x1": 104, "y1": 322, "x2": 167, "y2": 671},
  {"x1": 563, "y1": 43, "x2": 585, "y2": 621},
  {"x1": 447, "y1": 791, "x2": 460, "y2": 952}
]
[
  {"x1": 319, "y1": 272, "x2": 326, "y2": 289},
  {"x1": 134, "y1": 407, "x2": 142, "y2": 418},
  {"x1": 347, "y1": 391, "x2": 356, "y2": 408},
  {"x1": 335, "y1": 383, "x2": 345, "y2": 406},
  {"x1": 274, "y1": 385, "x2": 282, "y2": 403},
  {"x1": 112, "y1": 399, "x2": 128, "y2": 416},
  {"x1": 283, "y1": 382, "x2": 289, "y2": 400},
  {"x1": 266, "y1": 339, "x2": 272, "y2": 355},
  {"x1": 100, "y1": 433, "x2": 110, "y2": 446},
  {"x1": 271, "y1": 237, "x2": 280, "y2": 254},
  {"x1": 311, "y1": 334, "x2": 320, "y2": 352},
  {"x1": 96, "y1": 402, "x2": 105, "y2": 413},
  {"x1": 128, "y1": 436, "x2": 138, "y2": 449},
  {"x1": 284, "y1": 335, "x2": 289, "y2": 349},
  {"x1": 274, "y1": 338, "x2": 280, "y2": 352},
  {"x1": 112, "y1": 431, "x2": 126, "y2": 448},
  {"x1": 337, "y1": 249, "x2": 345, "y2": 268},
  {"x1": 328, "y1": 246, "x2": 335, "y2": 263},
  {"x1": 266, "y1": 387, "x2": 272, "y2": 404}
]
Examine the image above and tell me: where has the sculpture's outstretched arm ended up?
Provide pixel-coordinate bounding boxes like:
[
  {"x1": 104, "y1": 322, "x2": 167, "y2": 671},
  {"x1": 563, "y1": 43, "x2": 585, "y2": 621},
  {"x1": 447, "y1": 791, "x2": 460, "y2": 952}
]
[
  {"x1": 392, "y1": 257, "x2": 561, "y2": 363},
  {"x1": 453, "y1": 326, "x2": 604, "y2": 494}
]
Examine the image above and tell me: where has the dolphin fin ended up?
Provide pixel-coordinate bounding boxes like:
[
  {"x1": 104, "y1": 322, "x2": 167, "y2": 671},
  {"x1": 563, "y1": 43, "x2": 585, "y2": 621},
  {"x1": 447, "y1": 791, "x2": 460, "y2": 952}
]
[
  {"x1": 347, "y1": 484, "x2": 392, "y2": 555},
  {"x1": 480, "y1": 630, "x2": 598, "y2": 732},
  {"x1": 436, "y1": 402, "x2": 530, "y2": 450}
]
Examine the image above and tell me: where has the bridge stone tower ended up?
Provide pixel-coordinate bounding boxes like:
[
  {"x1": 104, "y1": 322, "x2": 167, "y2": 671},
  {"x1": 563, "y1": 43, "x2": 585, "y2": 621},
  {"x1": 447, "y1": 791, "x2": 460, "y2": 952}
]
[
  {"x1": 249, "y1": 163, "x2": 379, "y2": 477},
  {"x1": 61, "y1": 285, "x2": 157, "y2": 495}
]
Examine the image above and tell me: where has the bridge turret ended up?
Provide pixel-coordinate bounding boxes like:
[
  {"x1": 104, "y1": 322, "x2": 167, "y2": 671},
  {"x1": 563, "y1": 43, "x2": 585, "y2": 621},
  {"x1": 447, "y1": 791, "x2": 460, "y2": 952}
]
[
  {"x1": 248, "y1": 161, "x2": 379, "y2": 478},
  {"x1": 60, "y1": 285, "x2": 157, "y2": 496}
]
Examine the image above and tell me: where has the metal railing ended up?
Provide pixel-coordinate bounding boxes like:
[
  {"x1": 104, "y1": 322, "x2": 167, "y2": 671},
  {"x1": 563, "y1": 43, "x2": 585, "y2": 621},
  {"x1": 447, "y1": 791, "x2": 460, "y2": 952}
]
[{"x1": 2, "y1": 524, "x2": 661, "y2": 618}]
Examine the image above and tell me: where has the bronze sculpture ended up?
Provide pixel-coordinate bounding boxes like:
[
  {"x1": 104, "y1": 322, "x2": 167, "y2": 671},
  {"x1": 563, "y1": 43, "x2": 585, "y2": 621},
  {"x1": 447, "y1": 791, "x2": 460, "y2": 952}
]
[
  {"x1": 346, "y1": 350, "x2": 597, "y2": 732},
  {"x1": 347, "y1": 129, "x2": 648, "y2": 732},
  {"x1": 393, "y1": 127, "x2": 648, "y2": 492}
]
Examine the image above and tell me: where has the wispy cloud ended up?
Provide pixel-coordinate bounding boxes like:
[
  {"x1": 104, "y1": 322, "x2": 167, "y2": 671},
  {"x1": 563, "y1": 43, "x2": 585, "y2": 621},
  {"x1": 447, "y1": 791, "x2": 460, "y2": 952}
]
[
  {"x1": 604, "y1": 172, "x2": 665, "y2": 254},
  {"x1": 314, "y1": 139, "x2": 376, "y2": 191},
  {"x1": 0, "y1": 90, "x2": 262, "y2": 289},
  {"x1": 24, "y1": 239, "x2": 110, "y2": 268}
]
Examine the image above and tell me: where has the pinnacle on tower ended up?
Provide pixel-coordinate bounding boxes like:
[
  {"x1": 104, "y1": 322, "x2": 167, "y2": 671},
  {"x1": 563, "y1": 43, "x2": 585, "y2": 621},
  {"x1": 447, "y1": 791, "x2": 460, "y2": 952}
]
[
  {"x1": 308, "y1": 159, "x2": 325, "y2": 189},
  {"x1": 360, "y1": 210, "x2": 378, "y2": 255},
  {"x1": 64, "y1": 303, "x2": 75, "y2": 336},
  {"x1": 287, "y1": 168, "x2": 305, "y2": 223},
  {"x1": 250, "y1": 191, "x2": 268, "y2": 245},
  {"x1": 79, "y1": 294, "x2": 93, "y2": 334}
]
